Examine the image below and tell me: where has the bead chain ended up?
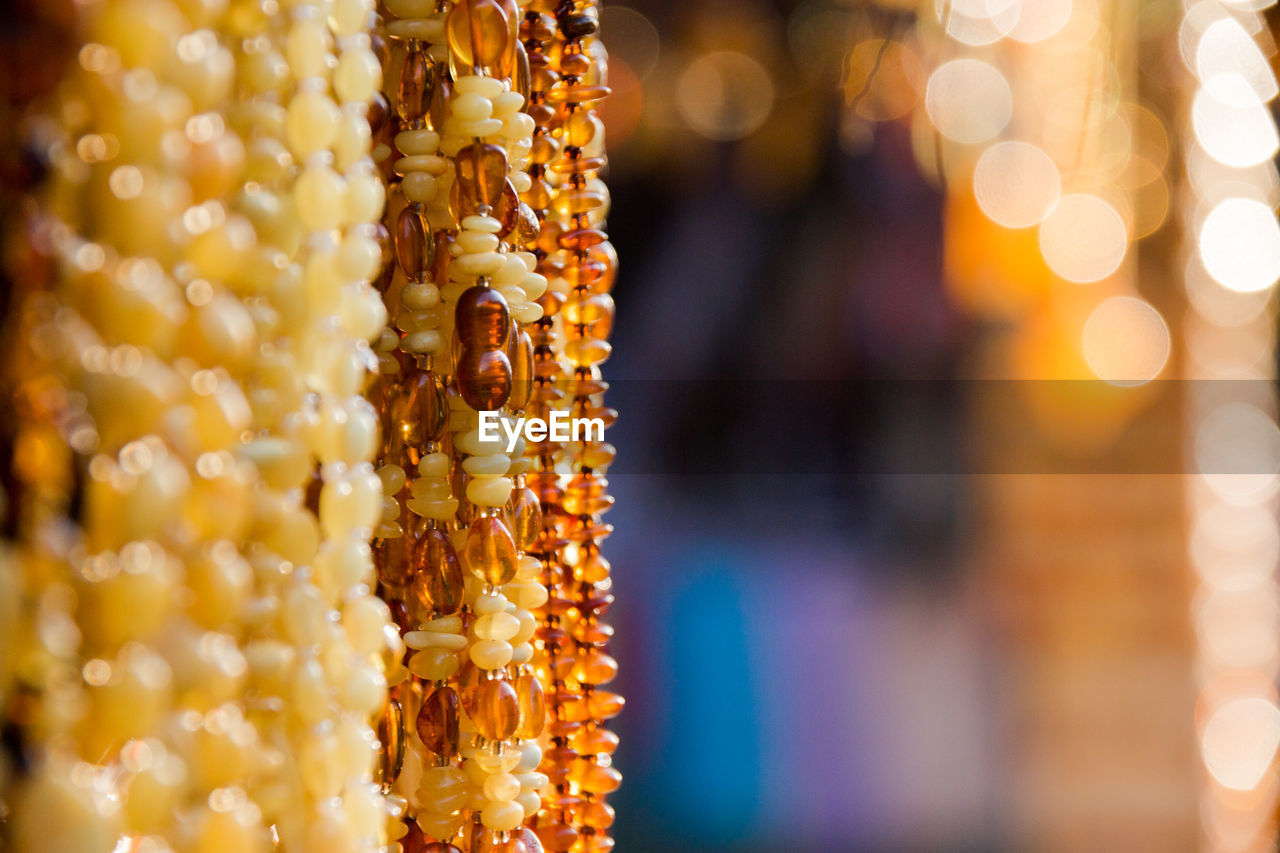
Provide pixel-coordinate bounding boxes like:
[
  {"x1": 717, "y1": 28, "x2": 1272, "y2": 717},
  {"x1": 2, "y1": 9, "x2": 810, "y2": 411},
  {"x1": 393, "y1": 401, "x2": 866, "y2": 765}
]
[{"x1": 4, "y1": 0, "x2": 397, "y2": 850}]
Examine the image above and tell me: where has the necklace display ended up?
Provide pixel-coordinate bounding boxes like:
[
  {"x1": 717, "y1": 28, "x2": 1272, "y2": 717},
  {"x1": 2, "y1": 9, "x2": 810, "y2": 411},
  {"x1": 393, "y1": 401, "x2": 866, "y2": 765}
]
[{"x1": 0, "y1": 0, "x2": 619, "y2": 851}]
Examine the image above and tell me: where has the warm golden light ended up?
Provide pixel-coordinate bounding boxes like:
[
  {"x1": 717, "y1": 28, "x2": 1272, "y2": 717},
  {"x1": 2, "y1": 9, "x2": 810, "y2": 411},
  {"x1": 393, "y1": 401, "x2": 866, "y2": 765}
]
[
  {"x1": 973, "y1": 141, "x2": 1061, "y2": 228},
  {"x1": 1080, "y1": 295, "x2": 1170, "y2": 385},
  {"x1": 677, "y1": 51, "x2": 775, "y2": 141},
  {"x1": 1199, "y1": 198, "x2": 1280, "y2": 293},
  {"x1": 1201, "y1": 697, "x2": 1280, "y2": 791},
  {"x1": 925, "y1": 59, "x2": 1012, "y2": 144},
  {"x1": 1037, "y1": 194, "x2": 1128, "y2": 282}
]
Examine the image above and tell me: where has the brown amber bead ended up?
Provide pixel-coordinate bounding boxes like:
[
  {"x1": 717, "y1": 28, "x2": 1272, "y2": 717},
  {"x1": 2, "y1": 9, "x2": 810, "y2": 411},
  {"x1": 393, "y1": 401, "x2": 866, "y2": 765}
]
[
  {"x1": 579, "y1": 801, "x2": 615, "y2": 831},
  {"x1": 561, "y1": 293, "x2": 612, "y2": 327},
  {"x1": 456, "y1": 143, "x2": 507, "y2": 213},
  {"x1": 376, "y1": 697, "x2": 405, "y2": 786},
  {"x1": 559, "y1": 52, "x2": 592, "y2": 79},
  {"x1": 534, "y1": 822, "x2": 578, "y2": 852},
  {"x1": 392, "y1": 367, "x2": 447, "y2": 446},
  {"x1": 428, "y1": 71, "x2": 453, "y2": 134},
  {"x1": 463, "y1": 514, "x2": 518, "y2": 585},
  {"x1": 455, "y1": 285, "x2": 511, "y2": 348},
  {"x1": 569, "y1": 725, "x2": 619, "y2": 756},
  {"x1": 376, "y1": 519, "x2": 419, "y2": 588},
  {"x1": 446, "y1": 0, "x2": 510, "y2": 70},
  {"x1": 515, "y1": 202, "x2": 540, "y2": 247},
  {"x1": 586, "y1": 690, "x2": 624, "y2": 720},
  {"x1": 572, "y1": 648, "x2": 617, "y2": 686},
  {"x1": 573, "y1": 762, "x2": 622, "y2": 795},
  {"x1": 571, "y1": 619, "x2": 614, "y2": 646},
  {"x1": 514, "y1": 41, "x2": 531, "y2": 102},
  {"x1": 507, "y1": 328, "x2": 534, "y2": 412},
  {"x1": 507, "y1": 483, "x2": 541, "y2": 550},
  {"x1": 416, "y1": 685, "x2": 460, "y2": 757},
  {"x1": 395, "y1": 203, "x2": 431, "y2": 282},
  {"x1": 562, "y1": 474, "x2": 612, "y2": 515},
  {"x1": 456, "y1": 348, "x2": 512, "y2": 411},
  {"x1": 410, "y1": 526, "x2": 464, "y2": 616},
  {"x1": 397, "y1": 48, "x2": 435, "y2": 125},
  {"x1": 473, "y1": 676, "x2": 519, "y2": 741},
  {"x1": 368, "y1": 90, "x2": 390, "y2": 134},
  {"x1": 515, "y1": 671, "x2": 546, "y2": 738},
  {"x1": 456, "y1": 656, "x2": 482, "y2": 716}
]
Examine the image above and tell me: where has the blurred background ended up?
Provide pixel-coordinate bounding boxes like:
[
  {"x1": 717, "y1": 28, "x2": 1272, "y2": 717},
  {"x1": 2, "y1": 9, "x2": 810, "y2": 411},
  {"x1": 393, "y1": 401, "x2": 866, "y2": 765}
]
[{"x1": 590, "y1": 0, "x2": 1280, "y2": 850}]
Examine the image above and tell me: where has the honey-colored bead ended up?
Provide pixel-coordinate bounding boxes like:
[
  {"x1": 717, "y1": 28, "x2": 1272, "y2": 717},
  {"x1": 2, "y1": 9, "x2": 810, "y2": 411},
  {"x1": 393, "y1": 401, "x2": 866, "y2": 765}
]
[
  {"x1": 416, "y1": 685, "x2": 460, "y2": 757},
  {"x1": 472, "y1": 677, "x2": 519, "y2": 741},
  {"x1": 467, "y1": 474, "x2": 513, "y2": 508},
  {"x1": 469, "y1": 638, "x2": 514, "y2": 670},
  {"x1": 397, "y1": 49, "x2": 435, "y2": 125},
  {"x1": 463, "y1": 514, "x2": 518, "y2": 585},
  {"x1": 573, "y1": 648, "x2": 618, "y2": 686},
  {"x1": 455, "y1": 143, "x2": 507, "y2": 213},
  {"x1": 407, "y1": 646, "x2": 458, "y2": 681},
  {"x1": 446, "y1": 0, "x2": 511, "y2": 70},
  {"x1": 506, "y1": 484, "x2": 541, "y2": 550},
  {"x1": 377, "y1": 698, "x2": 406, "y2": 786},
  {"x1": 515, "y1": 671, "x2": 546, "y2": 739},
  {"x1": 410, "y1": 526, "x2": 465, "y2": 616},
  {"x1": 395, "y1": 203, "x2": 431, "y2": 282}
]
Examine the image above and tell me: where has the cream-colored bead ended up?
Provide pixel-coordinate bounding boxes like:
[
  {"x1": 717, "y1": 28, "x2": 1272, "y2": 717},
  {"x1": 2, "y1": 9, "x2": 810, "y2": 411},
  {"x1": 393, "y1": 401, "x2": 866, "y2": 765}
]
[
  {"x1": 334, "y1": 47, "x2": 381, "y2": 104},
  {"x1": 330, "y1": 0, "x2": 374, "y2": 35},
  {"x1": 393, "y1": 154, "x2": 448, "y2": 176},
  {"x1": 469, "y1": 638, "x2": 513, "y2": 670},
  {"x1": 479, "y1": 800, "x2": 523, "y2": 832},
  {"x1": 473, "y1": 611, "x2": 520, "y2": 642},
  {"x1": 294, "y1": 166, "x2": 347, "y2": 231},
  {"x1": 466, "y1": 475, "x2": 513, "y2": 507},
  {"x1": 455, "y1": 230, "x2": 500, "y2": 254},
  {"x1": 509, "y1": 642, "x2": 533, "y2": 665},
  {"x1": 286, "y1": 90, "x2": 340, "y2": 156},
  {"x1": 460, "y1": 214, "x2": 501, "y2": 233},
  {"x1": 345, "y1": 167, "x2": 385, "y2": 222},
  {"x1": 451, "y1": 92, "x2": 494, "y2": 123},
  {"x1": 401, "y1": 171, "x2": 437, "y2": 203},
  {"x1": 406, "y1": 646, "x2": 458, "y2": 681},
  {"x1": 384, "y1": 0, "x2": 436, "y2": 18},
  {"x1": 400, "y1": 281, "x2": 439, "y2": 310},
  {"x1": 482, "y1": 772, "x2": 520, "y2": 802},
  {"x1": 401, "y1": 329, "x2": 442, "y2": 353},
  {"x1": 418, "y1": 452, "x2": 450, "y2": 478},
  {"x1": 404, "y1": 631, "x2": 467, "y2": 651},
  {"x1": 454, "y1": 75, "x2": 505, "y2": 99},
  {"x1": 406, "y1": 496, "x2": 458, "y2": 519},
  {"x1": 287, "y1": 17, "x2": 333, "y2": 80},
  {"x1": 461, "y1": 453, "x2": 510, "y2": 477},
  {"x1": 394, "y1": 129, "x2": 440, "y2": 155},
  {"x1": 515, "y1": 789, "x2": 542, "y2": 819},
  {"x1": 492, "y1": 91, "x2": 525, "y2": 115}
]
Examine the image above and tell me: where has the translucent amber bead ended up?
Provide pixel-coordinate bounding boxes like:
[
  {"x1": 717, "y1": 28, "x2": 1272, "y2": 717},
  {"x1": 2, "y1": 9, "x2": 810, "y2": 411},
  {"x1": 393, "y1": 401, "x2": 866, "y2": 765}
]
[
  {"x1": 507, "y1": 327, "x2": 534, "y2": 411},
  {"x1": 586, "y1": 690, "x2": 624, "y2": 720},
  {"x1": 570, "y1": 725, "x2": 619, "y2": 756},
  {"x1": 506, "y1": 484, "x2": 542, "y2": 550},
  {"x1": 573, "y1": 648, "x2": 617, "y2": 685},
  {"x1": 455, "y1": 144, "x2": 507, "y2": 213},
  {"x1": 395, "y1": 203, "x2": 431, "y2": 282},
  {"x1": 455, "y1": 285, "x2": 510, "y2": 347},
  {"x1": 416, "y1": 685, "x2": 460, "y2": 757},
  {"x1": 463, "y1": 514, "x2": 518, "y2": 585},
  {"x1": 572, "y1": 762, "x2": 622, "y2": 795},
  {"x1": 515, "y1": 671, "x2": 546, "y2": 738},
  {"x1": 535, "y1": 822, "x2": 578, "y2": 852},
  {"x1": 456, "y1": 347, "x2": 513, "y2": 412},
  {"x1": 378, "y1": 698, "x2": 406, "y2": 786},
  {"x1": 392, "y1": 366, "x2": 447, "y2": 446},
  {"x1": 446, "y1": 0, "x2": 511, "y2": 70},
  {"x1": 410, "y1": 526, "x2": 465, "y2": 616},
  {"x1": 397, "y1": 48, "x2": 435, "y2": 125},
  {"x1": 561, "y1": 474, "x2": 613, "y2": 516}
]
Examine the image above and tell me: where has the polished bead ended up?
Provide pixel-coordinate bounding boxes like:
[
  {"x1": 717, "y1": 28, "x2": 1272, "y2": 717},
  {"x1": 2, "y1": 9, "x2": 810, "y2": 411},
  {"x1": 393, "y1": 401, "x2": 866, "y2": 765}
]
[
  {"x1": 455, "y1": 143, "x2": 507, "y2": 215},
  {"x1": 410, "y1": 526, "x2": 465, "y2": 616},
  {"x1": 473, "y1": 677, "x2": 519, "y2": 741},
  {"x1": 395, "y1": 203, "x2": 432, "y2": 282},
  {"x1": 573, "y1": 648, "x2": 617, "y2": 686},
  {"x1": 416, "y1": 685, "x2": 460, "y2": 757},
  {"x1": 515, "y1": 671, "x2": 546, "y2": 739},
  {"x1": 446, "y1": 0, "x2": 511, "y2": 70},
  {"x1": 397, "y1": 49, "x2": 435, "y2": 125},
  {"x1": 464, "y1": 514, "x2": 518, "y2": 585},
  {"x1": 507, "y1": 484, "x2": 542, "y2": 551},
  {"x1": 457, "y1": 348, "x2": 513, "y2": 411},
  {"x1": 455, "y1": 285, "x2": 511, "y2": 348},
  {"x1": 377, "y1": 698, "x2": 406, "y2": 787}
]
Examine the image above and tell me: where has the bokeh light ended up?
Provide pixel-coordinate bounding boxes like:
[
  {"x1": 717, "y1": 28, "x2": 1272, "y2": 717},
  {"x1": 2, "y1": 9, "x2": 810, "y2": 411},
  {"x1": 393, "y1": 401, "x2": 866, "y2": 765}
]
[
  {"x1": 1192, "y1": 87, "x2": 1279, "y2": 168},
  {"x1": 924, "y1": 58, "x2": 1012, "y2": 144},
  {"x1": 1010, "y1": 0, "x2": 1074, "y2": 42},
  {"x1": 1201, "y1": 697, "x2": 1280, "y2": 791},
  {"x1": 1080, "y1": 296, "x2": 1170, "y2": 385},
  {"x1": 677, "y1": 51, "x2": 775, "y2": 142},
  {"x1": 973, "y1": 141, "x2": 1061, "y2": 228},
  {"x1": 1037, "y1": 194, "x2": 1127, "y2": 282},
  {"x1": 1198, "y1": 198, "x2": 1280, "y2": 293}
]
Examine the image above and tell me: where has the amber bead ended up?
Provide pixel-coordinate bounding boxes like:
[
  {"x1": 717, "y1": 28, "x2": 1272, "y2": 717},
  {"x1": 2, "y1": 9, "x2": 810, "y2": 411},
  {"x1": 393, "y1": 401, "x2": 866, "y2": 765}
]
[
  {"x1": 473, "y1": 676, "x2": 519, "y2": 741},
  {"x1": 377, "y1": 697, "x2": 405, "y2": 786},
  {"x1": 455, "y1": 285, "x2": 511, "y2": 348},
  {"x1": 515, "y1": 671, "x2": 546, "y2": 738},
  {"x1": 571, "y1": 619, "x2": 613, "y2": 646},
  {"x1": 395, "y1": 203, "x2": 431, "y2": 282},
  {"x1": 457, "y1": 348, "x2": 513, "y2": 411},
  {"x1": 562, "y1": 474, "x2": 612, "y2": 516},
  {"x1": 515, "y1": 202, "x2": 540, "y2": 247},
  {"x1": 522, "y1": 12, "x2": 556, "y2": 42},
  {"x1": 369, "y1": 90, "x2": 391, "y2": 134},
  {"x1": 507, "y1": 483, "x2": 541, "y2": 550},
  {"x1": 402, "y1": 822, "x2": 429, "y2": 853},
  {"x1": 392, "y1": 367, "x2": 447, "y2": 446},
  {"x1": 561, "y1": 293, "x2": 612, "y2": 327},
  {"x1": 507, "y1": 328, "x2": 534, "y2": 412},
  {"x1": 423, "y1": 844, "x2": 464, "y2": 853},
  {"x1": 416, "y1": 685, "x2": 461, "y2": 757},
  {"x1": 452, "y1": 458, "x2": 474, "y2": 526},
  {"x1": 572, "y1": 648, "x2": 617, "y2": 686},
  {"x1": 377, "y1": 520, "x2": 418, "y2": 588},
  {"x1": 410, "y1": 526, "x2": 465, "y2": 616},
  {"x1": 559, "y1": 53, "x2": 592, "y2": 79},
  {"x1": 429, "y1": 69, "x2": 453, "y2": 132},
  {"x1": 534, "y1": 822, "x2": 578, "y2": 853},
  {"x1": 456, "y1": 143, "x2": 507, "y2": 213},
  {"x1": 446, "y1": 0, "x2": 511, "y2": 70},
  {"x1": 586, "y1": 690, "x2": 624, "y2": 720},
  {"x1": 397, "y1": 48, "x2": 435, "y2": 125},
  {"x1": 514, "y1": 41, "x2": 531, "y2": 102},
  {"x1": 573, "y1": 762, "x2": 621, "y2": 795},
  {"x1": 570, "y1": 725, "x2": 619, "y2": 756},
  {"x1": 457, "y1": 657, "x2": 483, "y2": 716},
  {"x1": 463, "y1": 514, "x2": 518, "y2": 585}
]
